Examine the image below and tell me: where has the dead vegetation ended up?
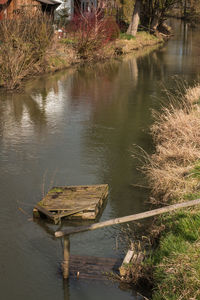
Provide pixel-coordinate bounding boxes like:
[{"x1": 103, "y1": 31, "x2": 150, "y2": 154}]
[
  {"x1": 137, "y1": 83, "x2": 200, "y2": 299},
  {"x1": 143, "y1": 84, "x2": 200, "y2": 204},
  {"x1": 0, "y1": 12, "x2": 163, "y2": 90},
  {"x1": 0, "y1": 13, "x2": 54, "y2": 90}
]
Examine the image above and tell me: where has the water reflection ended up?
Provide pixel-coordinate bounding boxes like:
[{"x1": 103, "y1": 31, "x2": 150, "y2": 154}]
[{"x1": 0, "y1": 19, "x2": 200, "y2": 300}]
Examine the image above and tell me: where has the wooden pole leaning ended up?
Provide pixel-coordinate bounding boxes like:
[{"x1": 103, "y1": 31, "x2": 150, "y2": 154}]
[
  {"x1": 63, "y1": 235, "x2": 70, "y2": 279},
  {"x1": 55, "y1": 198, "x2": 200, "y2": 238}
]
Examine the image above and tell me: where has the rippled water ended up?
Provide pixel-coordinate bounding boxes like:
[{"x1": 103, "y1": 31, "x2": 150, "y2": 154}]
[{"x1": 0, "y1": 19, "x2": 200, "y2": 300}]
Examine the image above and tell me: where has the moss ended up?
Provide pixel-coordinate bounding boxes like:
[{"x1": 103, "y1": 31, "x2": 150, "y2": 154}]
[{"x1": 49, "y1": 187, "x2": 64, "y2": 193}]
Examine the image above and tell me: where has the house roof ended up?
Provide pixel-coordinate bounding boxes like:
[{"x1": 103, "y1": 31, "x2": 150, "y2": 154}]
[
  {"x1": 36, "y1": 0, "x2": 61, "y2": 6},
  {"x1": 0, "y1": 0, "x2": 8, "y2": 5}
]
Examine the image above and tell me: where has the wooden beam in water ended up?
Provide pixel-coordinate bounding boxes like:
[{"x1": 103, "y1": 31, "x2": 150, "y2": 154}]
[
  {"x1": 55, "y1": 198, "x2": 200, "y2": 237},
  {"x1": 63, "y1": 236, "x2": 70, "y2": 279}
]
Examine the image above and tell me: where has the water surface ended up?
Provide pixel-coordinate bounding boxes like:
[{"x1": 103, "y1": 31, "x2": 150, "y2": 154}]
[{"x1": 0, "y1": 19, "x2": 200, "y2": 300}]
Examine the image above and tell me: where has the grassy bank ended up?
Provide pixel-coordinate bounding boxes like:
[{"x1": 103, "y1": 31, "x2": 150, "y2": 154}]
[
  {"x1": 0, "y1": 14, "x2": 163, "y2": 90},
  {"x1": 47, "y1": 31, "x2": 163, "y2": 70},
  {"x1": 143, "y1": 85, "x2": 200, "y2": 299}
]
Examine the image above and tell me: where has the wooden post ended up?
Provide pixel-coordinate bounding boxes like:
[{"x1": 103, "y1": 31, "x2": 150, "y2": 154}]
[
  {"x1": 55, "y1": 198, "x2": 200, "y2": 237},
  {"x1": 63, "y1": 235, "x2": 70, "y2": 279}
]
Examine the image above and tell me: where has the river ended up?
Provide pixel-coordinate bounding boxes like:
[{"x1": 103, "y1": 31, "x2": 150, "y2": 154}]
[{"x1": 0, "y1": 19, "x2": 199, "y2": 300}]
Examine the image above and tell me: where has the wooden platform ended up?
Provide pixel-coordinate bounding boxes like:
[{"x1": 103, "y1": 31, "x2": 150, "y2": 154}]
[
  {"x1": 66, "y1": 255, "x2": 121, "y2": 280},
  {"x1": 33, "y1": 184, "x2": 108, "y2": 224}
]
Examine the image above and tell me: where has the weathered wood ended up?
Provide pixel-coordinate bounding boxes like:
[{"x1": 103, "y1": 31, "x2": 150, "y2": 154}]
[
  {"x1": 123, "y1": 250, "x2": 134, "y2": 265},
  {"x1": 63, "y1": 236, "x2": 70, "y2": 279},
  {"x1": 56, "y1": 207, "x2": 95, "y2": 218},
  {"x1": 34, "y1": 204, "x2": 55, "y2": 221},
  {"x1": 55, "y1": 198, "x2": 200, "y2": 237},
  {"x1": 33, "y1": 184, "x2": 108, "y2": 222},
  {"x1": 119, "y1": 250, "x2": 134, "y2": 276}
]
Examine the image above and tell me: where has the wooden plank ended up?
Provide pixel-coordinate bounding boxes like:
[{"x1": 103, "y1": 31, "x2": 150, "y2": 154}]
[
  {"x1": 43, "y1": 202, "x2": 98, "y2": 211},
  {"x1": 43, "y1": 204, "x2": 97, "y2": 211},
  {"x1": 34, "y1": 184, "x2": 108, "y2": 221},
  {"x1": 119, "y1": 249, "x2": 134, "y2": 276},
  {"x1": 34, "y1": 205, "x2": 56, "y2": 221},
  {"x1": 55, "y1": 198, "x2": 200, "y2": 237},
  {"x1": 56, "y1": 206, "x2": 96, "y2": 218},
  {"x1": 122, "y1": 250, "x2": 134, "y2": 265}
]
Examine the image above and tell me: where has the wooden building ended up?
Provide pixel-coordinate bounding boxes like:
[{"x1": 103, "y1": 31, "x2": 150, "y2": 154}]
[{"x1": 0, "y1": 0, "x2": 60, "y2": 19}]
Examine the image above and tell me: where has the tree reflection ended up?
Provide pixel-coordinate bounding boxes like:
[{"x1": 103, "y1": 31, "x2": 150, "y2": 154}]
[{"x1": 0, "y1": 69, "x2": 76, "y2": 140}]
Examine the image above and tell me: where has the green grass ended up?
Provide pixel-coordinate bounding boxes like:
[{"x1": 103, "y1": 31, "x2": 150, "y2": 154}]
[
  {"x1": 183, "y1": 191, "x2": 200, "y2": 200},
  {"x1": 189, "y1": 160, "x2": 200, "y2": 178},
  {"x1": 145, "y1": 211, "x2": 200, "y2": 299},
  {"x1": 119, "y1": 33, "x2": 136, "y2": 40}
]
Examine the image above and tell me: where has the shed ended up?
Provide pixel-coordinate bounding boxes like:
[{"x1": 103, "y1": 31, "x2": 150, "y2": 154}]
[
  {"x1": 58, "y1": 0, "x2": 98, "y2": 20},
  {"x1": 0, "y1": 0, "x2": 60, "y2": 19}
]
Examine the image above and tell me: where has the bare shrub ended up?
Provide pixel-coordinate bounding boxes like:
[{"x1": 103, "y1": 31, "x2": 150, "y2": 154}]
[
  {"x1": 65, "y1": 10, "x2": 119, "y2": 61},
  {"x1": 0, "y1": 12, "x2": 54, "y2": 89}
]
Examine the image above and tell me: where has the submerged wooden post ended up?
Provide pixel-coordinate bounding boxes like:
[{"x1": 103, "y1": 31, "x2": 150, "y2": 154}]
[{"x1": 63, "y1": 235, "x2": 70, "y2": 279}]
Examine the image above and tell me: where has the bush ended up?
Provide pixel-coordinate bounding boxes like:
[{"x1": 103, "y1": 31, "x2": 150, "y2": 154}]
[
  {"x1": 65, "y1": 13, "x2": 119, "y2": 60},
  {"x1": 0, "y1": 12, "x2": 54, "y2": 89}
]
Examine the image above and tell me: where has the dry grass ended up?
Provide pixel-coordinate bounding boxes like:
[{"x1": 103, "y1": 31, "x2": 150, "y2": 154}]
[
  {"x1": 143, "y1": 84, "x2": 200, "y2": 203},
  {"x1": 129, "y1": 84, "x2": 200, "y2": 299},
  {"x1": 115, "y1": 31, "x2": 162, "y2": 55},
  {"x1": 140, "y1": 84, "x2": 200, "y2": 299}
]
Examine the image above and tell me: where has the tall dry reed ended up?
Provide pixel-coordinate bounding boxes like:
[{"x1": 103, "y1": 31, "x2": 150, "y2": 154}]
[{"x1": 143, "y1": 84, "x2": 200, "y2": 203}]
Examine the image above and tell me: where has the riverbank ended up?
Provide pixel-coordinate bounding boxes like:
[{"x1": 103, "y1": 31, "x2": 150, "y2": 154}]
[
  {"x1": 42, "y1": 31, "x2": 164, "y2": 75},
  {"x1": 141, "y1": 85, "x2": 200, "y2": 299},
  {"x1": 0, "y1": 22, "x2": 164, "y2": 90}
]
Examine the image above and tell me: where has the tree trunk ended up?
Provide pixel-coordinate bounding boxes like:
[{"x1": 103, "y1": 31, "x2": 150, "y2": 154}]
[
  {"x1": 127, "y1": 0, "x2": 141, "y2": 37},
  {"x1": 151, "y1": 14, "x2": 160, "y2": 31},
  {"x1": 184, "y1": 0, "x2": 187, "y2": 17}
]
